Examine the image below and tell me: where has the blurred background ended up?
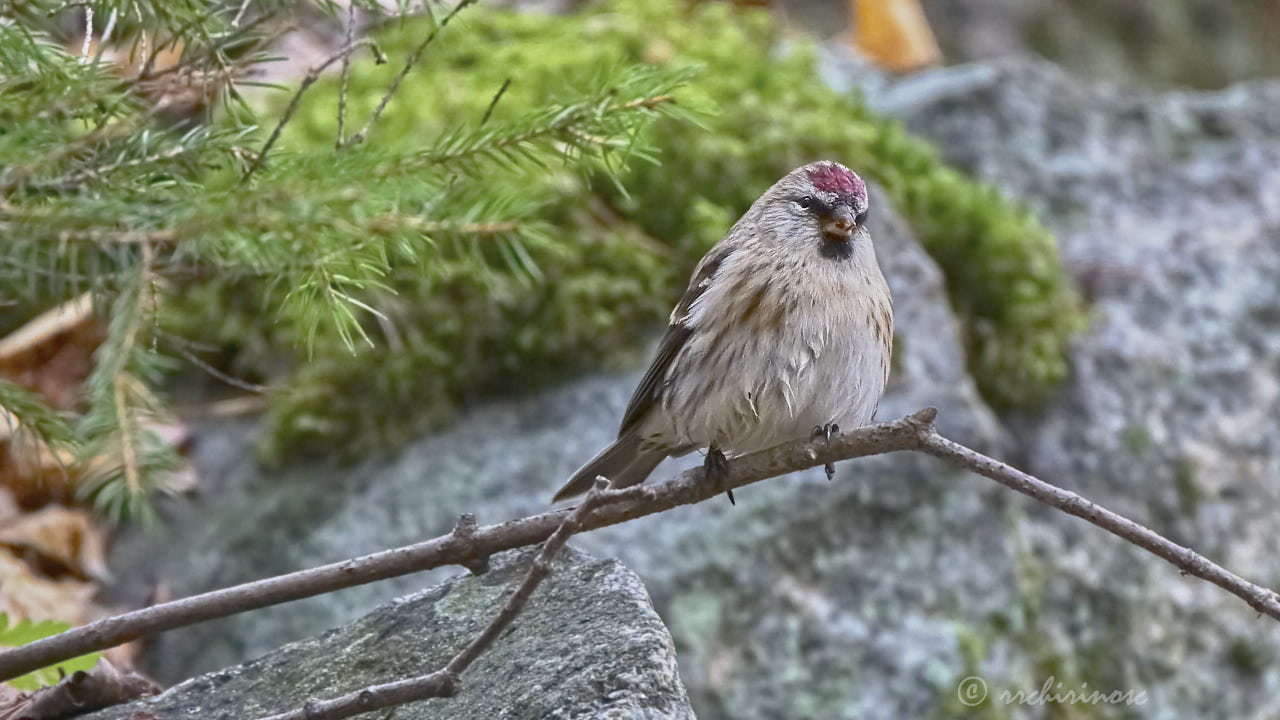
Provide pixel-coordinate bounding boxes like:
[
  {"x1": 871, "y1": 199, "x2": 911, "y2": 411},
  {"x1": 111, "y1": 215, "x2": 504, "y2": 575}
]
[{"x1": 3, "y1": 0, "x2": 1280, "y2": 718}]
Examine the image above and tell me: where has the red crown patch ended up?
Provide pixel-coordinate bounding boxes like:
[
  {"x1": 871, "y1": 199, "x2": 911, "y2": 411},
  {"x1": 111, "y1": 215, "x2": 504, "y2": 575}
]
[{"x1": 807, "y1": 164, "x2": 865, "y2": 197}]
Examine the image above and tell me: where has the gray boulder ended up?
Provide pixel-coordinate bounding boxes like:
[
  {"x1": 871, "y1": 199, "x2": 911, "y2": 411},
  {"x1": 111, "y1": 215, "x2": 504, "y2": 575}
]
[
  {"x1": 918, "y1": 0, "x2": 1279, "y2": 89},
  {"x1": 881, "y1": 58, "x2": 1280, "y2": 718},
  {"x1": 87, "y1": 548, "x2": 692, "y2": 720}
]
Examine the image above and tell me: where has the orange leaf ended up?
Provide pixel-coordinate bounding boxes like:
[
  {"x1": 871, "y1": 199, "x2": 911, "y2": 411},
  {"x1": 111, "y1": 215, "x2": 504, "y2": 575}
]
[{"x1": 851, "y1": 0, "x2": 941, "y2": 72}]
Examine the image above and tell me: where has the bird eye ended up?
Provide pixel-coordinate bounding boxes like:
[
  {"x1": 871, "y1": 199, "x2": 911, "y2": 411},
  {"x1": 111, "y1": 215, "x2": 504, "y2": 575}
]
[{"x1": 797, "y1": 196, "x2": 814, "y2": 210}]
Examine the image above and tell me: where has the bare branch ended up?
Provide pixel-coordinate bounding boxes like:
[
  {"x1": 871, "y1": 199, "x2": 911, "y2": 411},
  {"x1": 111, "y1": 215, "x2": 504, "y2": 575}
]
[
  {"x1": 0, "y1": 410, "x2": 928, "y2": 683},
  {"x1": 913, "y1": 426, "x2": 1280, "y2": 619},
  {"x1": 164, "y1": 339, "x2": 268, "y2": 394},
  {"x1": 80, "y1": 6, "x2": 93, "y2": 62},
  {"x1": 336, "y1": 1, "x2": 356, "y2": 148},
  {"x1": 345, "y1": 0, "x2": 478, "y2": 147},
  {"x1": 480, "y1": 77, "x2": 512, "y2": 127},
  {"x1": 231, "y1": 0, "x2": 254, "y2": 27},
  {"x1": 2, "y1": 407, "x2": 1278, "y2": 685},
  {"x1": 244, "y1": 39, "x2": 385, "y2": 181},
  {"x1": 447, "y1": 478, "x2": 609, "y2": 677},
  {"x1": 256, "y1": 479, "x2": 614, "y2": 720}
]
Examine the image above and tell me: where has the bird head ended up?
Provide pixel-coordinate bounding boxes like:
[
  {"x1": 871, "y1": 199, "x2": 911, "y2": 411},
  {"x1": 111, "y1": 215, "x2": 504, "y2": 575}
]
[{"x1": 753, "y1": 161, "x2": 871, "y2": 261}]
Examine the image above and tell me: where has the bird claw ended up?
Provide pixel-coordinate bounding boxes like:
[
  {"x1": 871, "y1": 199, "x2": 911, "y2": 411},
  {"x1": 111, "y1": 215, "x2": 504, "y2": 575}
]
[
  {"x1": 703, "y1": 447, "x2": 734, "y2": 505},
  {"x1": 812, "y1": 423, "x2": 840, "y2": 481}
]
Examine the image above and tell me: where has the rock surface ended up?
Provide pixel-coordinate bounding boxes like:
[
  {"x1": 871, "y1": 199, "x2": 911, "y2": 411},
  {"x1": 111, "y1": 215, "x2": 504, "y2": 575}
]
[
  {"x1": 108, "y1": 60, "x2": 1280, "y2": 719},
  {"x1": 880, "y1": 58, "x2": 1280, "y2": 718},
  {"x1": 87, "y1": 548, "x2": 693, "y2": 720},
  {"x1": 919, "y1": 0, "x2": 1280, "y2": 89}
]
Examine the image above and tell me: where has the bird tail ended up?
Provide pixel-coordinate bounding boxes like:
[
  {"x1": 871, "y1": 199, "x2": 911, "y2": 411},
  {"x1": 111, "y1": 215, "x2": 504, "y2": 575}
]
[{"x1": 552, "y1": 432, "x2": 667, "y2": 502}]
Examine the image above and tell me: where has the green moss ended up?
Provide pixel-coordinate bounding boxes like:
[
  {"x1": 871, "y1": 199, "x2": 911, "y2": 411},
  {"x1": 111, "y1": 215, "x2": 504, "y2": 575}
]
[
  {"x1": 1121, "y1": 424, "x2": 1152, "y2": 454},
  {"x1": 1227, "y1": 637, "x2": 1273, "y2": 676},
  {"x1": 180, "y1": 0, "x2": 1082, "y2": 457},
  {"x1": 1173, "y1": 457, "x2": 1201, "y2": 515}
]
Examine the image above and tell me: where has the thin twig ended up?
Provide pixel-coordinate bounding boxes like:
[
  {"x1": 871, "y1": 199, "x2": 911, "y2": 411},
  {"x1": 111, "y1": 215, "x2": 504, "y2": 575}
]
[
  {"x1": 80, "y1": 6, "x2": 93, "y2": 62},
  {"x1": 3, "y1": 407, "x2": 1279, "y2": 684},
  {"x1": 345, "y1": 0, "x2": 478, "y2": 147},
  {"x1": 231, "y1": 0, "x2": 253, "y2": 27},
  {"x1": 480, "y1": 77, "x2": 511, "y2": 127},
  {"x1": 243, "y1": 39, "x2": 384, "y2": 181},
  {"x1": 337, "y1": 1, "x2": 356, "y2": 148},
  {"x1": 90, "y1": 8, "x2": 118, "y2": 67},
  {"x1": 913, "y1": 427, "x2": 1280, "y2": 619},
  {"x1": 445, "y1": 480, "x2": 609, "y2": 677},
  {"x1": 165, "y1": 340, "x2": 268, "y2": 394},
  {"x1": 243, "y1": 38, "x2": 384, "y2": 181},
  {"x1": 256, "y1": 480, "x2": 613, "y2": 720},
  {"x1": 136, "y1": 29, "x2": 148, "y2": 75}
]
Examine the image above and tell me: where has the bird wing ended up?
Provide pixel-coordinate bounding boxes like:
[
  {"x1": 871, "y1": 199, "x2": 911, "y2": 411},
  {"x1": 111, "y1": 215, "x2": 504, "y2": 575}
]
[{"x1": 618, "y1": 243, "x2": 734, "y2": 436}]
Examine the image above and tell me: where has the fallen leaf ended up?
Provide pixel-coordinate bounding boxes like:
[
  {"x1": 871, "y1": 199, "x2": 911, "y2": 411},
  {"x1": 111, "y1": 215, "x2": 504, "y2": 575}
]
[
  {"x1": 0, "y1": 551, "x2": 96, "y2": 624},
  {"x1": 0, "y1": 507, "x2": 111, "y2": 584},
  {"x1": 851, "y1": 0, "x2": 941, "y2": 72},
  {"x1": 0, "y1": 658, "x2": 158, "y2": 719},
  {"x1": 0, "y1": 293, "x2": 100, "y2": 412}
]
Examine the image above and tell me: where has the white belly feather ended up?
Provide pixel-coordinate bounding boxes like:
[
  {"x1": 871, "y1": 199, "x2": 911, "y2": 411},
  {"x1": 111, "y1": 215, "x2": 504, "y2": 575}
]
[{"x1": 642, "y1": 248, "x2": 891, "y2": 457}]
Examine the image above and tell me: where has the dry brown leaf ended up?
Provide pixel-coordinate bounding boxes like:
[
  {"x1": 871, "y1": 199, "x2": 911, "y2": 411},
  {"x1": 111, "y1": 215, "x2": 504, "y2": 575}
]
[
  {"x1": 0, "y1": 683, "x2": 31, "y2": 720},
  {"x1": 0, "y1": 658, "x2": 159, "y2": 720},
  {"x1": 851, "y1": 0, "x2": 941, "y2": 72},
  {"x1": 0, "y1": 551, "x2": 97, "y2": 624},
  {"x1": 0, "y1": 293, "x2": 101, "y2": 413},
  {"x1": 0, "y1": 490, "x2": 18, "y2": 525},
  {"x1": 0, "y1": 507, "x2": 111, "y2": 584}
]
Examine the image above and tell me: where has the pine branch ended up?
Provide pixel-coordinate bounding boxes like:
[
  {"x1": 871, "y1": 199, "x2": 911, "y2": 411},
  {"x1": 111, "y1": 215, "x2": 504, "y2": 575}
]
[
  {"x1": 335, "y1": 1, "x2": 356, "y2": 148},
  {"x1": 71, "y1": 246, "x2": 178, "y2": 521},
  {"x1": 107, "y1": 248, "x2": 151, "y2": 494},
  {"x1": 3, "y1": 408, "x2": 1277, "y2": 685},
  {"x1": 398, "y1": 91, "x2": 678, "y2": 176},
  {"x1": 0, "y1": 380, "x2": 76, "y2": 451}
]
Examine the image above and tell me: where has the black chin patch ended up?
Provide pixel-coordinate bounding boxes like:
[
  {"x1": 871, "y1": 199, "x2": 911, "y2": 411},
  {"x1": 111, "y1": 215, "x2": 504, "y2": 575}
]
[{"x1": 819, "y1": 237, "x2": 855, "y2": 261}]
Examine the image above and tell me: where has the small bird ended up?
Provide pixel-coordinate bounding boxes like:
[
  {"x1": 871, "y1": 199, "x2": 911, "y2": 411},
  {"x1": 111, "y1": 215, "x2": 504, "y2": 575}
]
[{"x1": 552, "y1": 161, "x2": 892, "y2": 502}]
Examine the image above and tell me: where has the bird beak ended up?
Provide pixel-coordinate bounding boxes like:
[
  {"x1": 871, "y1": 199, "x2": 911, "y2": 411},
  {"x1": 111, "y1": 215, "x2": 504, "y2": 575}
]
[{"x1": 820, "y1": 205, "x2": 857, "y2": 242}]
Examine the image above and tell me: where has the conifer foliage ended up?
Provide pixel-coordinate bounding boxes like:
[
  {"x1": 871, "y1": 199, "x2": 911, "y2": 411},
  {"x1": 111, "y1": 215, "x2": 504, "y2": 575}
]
[{"x1": 1, "y1": 0, "x2": 690, "y2": 520}]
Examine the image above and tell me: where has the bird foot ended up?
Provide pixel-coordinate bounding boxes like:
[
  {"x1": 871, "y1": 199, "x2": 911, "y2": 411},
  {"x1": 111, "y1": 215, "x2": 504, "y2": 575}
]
[
  {"x1": 703, "y1": 447, "x2": 734, "y2": 505},
  {"x1": 812, "y1": 423, "x2": 840, "y2": 481}
]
